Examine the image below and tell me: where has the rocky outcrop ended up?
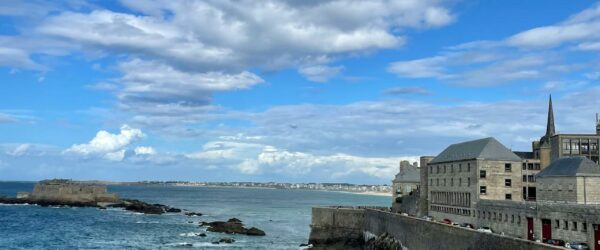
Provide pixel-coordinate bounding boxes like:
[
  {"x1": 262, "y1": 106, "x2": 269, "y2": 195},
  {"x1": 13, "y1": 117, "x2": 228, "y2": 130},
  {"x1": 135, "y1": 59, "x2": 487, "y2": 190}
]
[
  {"x1": 184, "y1": 212, "x2": 203, "y2": 216},
  {"x1": 200, "y1": 218, "x2": 266, "y2": 236},
  {"x1": 365, "y1": 233, "x2": 405, "y2": 250}
]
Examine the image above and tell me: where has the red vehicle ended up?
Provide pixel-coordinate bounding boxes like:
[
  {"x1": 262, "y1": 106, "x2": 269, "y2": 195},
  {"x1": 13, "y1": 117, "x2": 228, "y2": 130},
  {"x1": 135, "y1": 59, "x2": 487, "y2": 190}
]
[{"x1": 441, "y1": 218, "x2": 452, "y2": 224}]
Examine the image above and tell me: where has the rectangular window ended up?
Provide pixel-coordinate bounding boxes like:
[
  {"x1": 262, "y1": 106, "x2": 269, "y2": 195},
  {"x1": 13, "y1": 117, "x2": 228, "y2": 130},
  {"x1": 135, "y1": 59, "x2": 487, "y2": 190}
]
[
  {"x1": 583, "y1": 223, "x2": 587, "y2": 232},
  {"x1": 573, "y1": 222, "x2": 577, "y2": 231},
  {"x1": 436, "y1": 179, "x2": 439, "y2": 186},
  {"x1": 505, "y1": 179, "x2": 512, "y2": 187},
  {"x1": 522, "y1": 163, "x2": 526, "y2": 170},
  {"x1": 523, "y1": 175, "x2": 527, "y2": 182},
  {"x1": 505, "y1": 194, "x2": 512, "y2": 200},
  {"x1": 528, "y1": 163, "x2": 533, "y2": 170},
  {"x1": 467, "y1": 163, "x2": 471, "y2": 172},
  {"x1": 480, "y1": 186, "x2": 487, "y2": 195},
  {"x1": 534, "y1": 163, "x2": 541, "y2": 170},
  {"x1": 572, "y1": 139, "x2": 580, "y2": 154},
  {"x1": 467, "y1": 177, "x2": 471, "y2": 187},
  {"x1": 444, "y1": 165, "x2": 447, "y2": 173},
  {"x1": 563, "y1": 139, "x2": 571, "y2": 154},
  {"x1": 459, "y1": 178, "x2": 462, "y2": 187},
  {"x1": 459, "y1": 164, "x2": 462, "y2": 172},
  {"x1": 430, "y1": 166, "x2": 432, "y2": 173},
  {"x1": 451, "y1": 164, "x2": 454, "y2": 173},
  {"x1": 555, "y1": 220, "x2": 560, "y2": 229},
  {"x1": 505, "y1": 163, "x2": 511, "y2": 172},
  {"x1": 564, "y1": 220, "x2": 568, "y2": 230},
  {"x1": 511, "y1": 215, "x2": 514, "y2": 223},
  {"x1": 480, "y1": 170, "x2": 486, "y2": 178},
  {"x1": 450, "y1": 178, "x2": 453, "y2": 187}
]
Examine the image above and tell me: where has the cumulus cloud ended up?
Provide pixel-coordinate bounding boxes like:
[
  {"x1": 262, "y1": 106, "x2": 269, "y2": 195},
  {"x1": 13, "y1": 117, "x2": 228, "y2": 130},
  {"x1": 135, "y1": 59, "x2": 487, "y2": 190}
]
[
  {"x1": 388, "y1": 3, "x2": 600, "y2": 86},
  {"x1": 134, "y1": 146, "x2": 156, "y2": 155},
  {"x1": 298, "y1": 65, "x2": 344, "y2": 82},
  {"x1": 64, "y1": 125, "x2": 145, "y2": 161}
]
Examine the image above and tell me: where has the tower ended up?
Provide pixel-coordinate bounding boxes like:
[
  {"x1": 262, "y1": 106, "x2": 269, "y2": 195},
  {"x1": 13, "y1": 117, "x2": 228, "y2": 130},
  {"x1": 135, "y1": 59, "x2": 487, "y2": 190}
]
[{"x1": 545, "y1": 95, "x2": 556, "y2": 138}]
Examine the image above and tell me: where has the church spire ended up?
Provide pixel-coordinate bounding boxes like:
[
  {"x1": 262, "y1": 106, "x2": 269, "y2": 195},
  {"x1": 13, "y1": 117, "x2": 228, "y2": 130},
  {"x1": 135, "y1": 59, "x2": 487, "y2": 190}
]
[{"x1": 545, "y1": 95, "x2": 556, "y2": 137}]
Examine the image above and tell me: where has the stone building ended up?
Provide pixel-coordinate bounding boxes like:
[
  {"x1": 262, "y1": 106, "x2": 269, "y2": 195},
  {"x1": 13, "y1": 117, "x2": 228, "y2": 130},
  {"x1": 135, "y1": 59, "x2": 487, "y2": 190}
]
[
  {"x1": 21, "y1": 179, "x2": 119, "y2": 203},
  {"x1": 392, "y1": 160, "x2": 420, "y2": 200},
  {"x1": 537, "y1": 156, "x2": 600, "y2": 205},
  {"x1": 426, "y1": 137, "x2": 523, "y2": 223},
  {"x1": 391, "y1": 160, "x2": 420, "y2": 214}
]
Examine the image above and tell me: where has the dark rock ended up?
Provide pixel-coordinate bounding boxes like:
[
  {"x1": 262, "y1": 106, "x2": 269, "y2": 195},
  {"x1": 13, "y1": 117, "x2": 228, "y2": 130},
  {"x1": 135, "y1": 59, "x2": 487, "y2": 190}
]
[
  {"x1": 188, "y1": 221, "x2": 194, "y2": 224},
  {"x1": 200, "y1": 219, "x2": 266, "y2": 236},
  {"x1": 227, "y1": 218, "x2": 242, "y2": 223},
  {"x1": 212, "y1": 241, "x2": 220, "y2": 245},
  {"x1": 197, "y1": 233, "x2": 207, "y2": 237},
  {"x1": 246, "y1": 227, "x2": 266, "y2": 236},
  {"x1": 300, "y1": 243, "x2": 309, "y2": 247},
  {"x1": 219, "y1": 238, "x2": 235, "y2": 243},
  {"x1": 167, "y1": 207, "x2": 182, "y2": 213}
]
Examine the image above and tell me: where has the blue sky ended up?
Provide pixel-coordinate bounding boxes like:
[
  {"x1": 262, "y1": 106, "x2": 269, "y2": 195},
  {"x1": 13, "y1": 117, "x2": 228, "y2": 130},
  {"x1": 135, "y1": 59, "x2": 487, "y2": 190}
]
[{"x1": 1, "y1": 0, "x2": 600, "y2": 184}]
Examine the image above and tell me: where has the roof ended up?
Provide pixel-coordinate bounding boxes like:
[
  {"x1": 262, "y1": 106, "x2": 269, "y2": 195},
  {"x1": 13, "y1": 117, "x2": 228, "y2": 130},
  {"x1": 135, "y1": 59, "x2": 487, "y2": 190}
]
[
  {"x1": 513, "y1": 151, "x2": 534, "y2": 159},
  {"x1": 537, "y1": 157, "x2": 600, "y2": 177},
  {"x1": 430, "y1": 137, "x2": 522, "y2": 164},
  {"x1": 393, "y1": 165, "x2": 420, "y2": 183}
]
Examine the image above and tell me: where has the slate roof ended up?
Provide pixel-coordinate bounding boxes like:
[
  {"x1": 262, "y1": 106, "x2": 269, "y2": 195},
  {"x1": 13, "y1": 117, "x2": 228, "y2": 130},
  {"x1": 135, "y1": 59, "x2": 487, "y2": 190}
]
[
  {"x1": 537, "y1": 157, "x2": 600, "y2": 177},
  {"x1": 393, "y1": 165, "x2": 420, "y2": 183},
  {"x1": 430, "y1": 137, "x2": 522, "y2": 164}
]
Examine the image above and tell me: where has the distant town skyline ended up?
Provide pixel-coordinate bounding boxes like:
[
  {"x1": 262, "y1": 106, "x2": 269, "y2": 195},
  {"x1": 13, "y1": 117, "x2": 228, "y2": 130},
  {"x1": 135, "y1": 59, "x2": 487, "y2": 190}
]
[{"x1": 1, "y1": 0, "x2": 600, "y2": 183}]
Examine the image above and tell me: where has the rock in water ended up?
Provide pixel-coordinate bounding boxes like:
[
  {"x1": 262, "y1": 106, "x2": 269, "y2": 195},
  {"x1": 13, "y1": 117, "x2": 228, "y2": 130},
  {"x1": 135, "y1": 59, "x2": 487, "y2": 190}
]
[
  {"x1": 246, "y1": 227, "x2": 266, "y2": 236},
  {"x1": 200, "y1": 218, "x2": 266, "y2": 236},
  {"x1": 184, "y1": 212, "x2": 203, "y2": 216},
  {"x1": 219, "y1": 238, "x2": 235, "y2": 243}
]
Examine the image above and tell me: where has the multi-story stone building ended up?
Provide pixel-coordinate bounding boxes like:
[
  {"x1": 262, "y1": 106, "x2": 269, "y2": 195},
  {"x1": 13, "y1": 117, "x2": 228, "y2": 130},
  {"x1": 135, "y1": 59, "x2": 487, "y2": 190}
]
[
  {"x1": 399, "y1": 97, "x2": 600, "y2": 249},
  {"x1": 426, "y1": 137, "x2": 523, "y2": 223}
]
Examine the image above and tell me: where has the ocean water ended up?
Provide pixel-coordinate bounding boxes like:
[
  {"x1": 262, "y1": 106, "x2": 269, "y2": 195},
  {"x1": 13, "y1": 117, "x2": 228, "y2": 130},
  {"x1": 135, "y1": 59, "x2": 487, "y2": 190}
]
[{"x1": 0, "y1": 182, "x2": 390, "y2": 249}]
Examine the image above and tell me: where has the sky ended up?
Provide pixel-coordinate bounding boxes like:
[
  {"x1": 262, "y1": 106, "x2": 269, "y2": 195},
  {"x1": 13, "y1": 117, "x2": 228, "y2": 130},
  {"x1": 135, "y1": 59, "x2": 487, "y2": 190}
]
[{"x1": 1, "y1": 0, "x2": 600, "y2": 184}]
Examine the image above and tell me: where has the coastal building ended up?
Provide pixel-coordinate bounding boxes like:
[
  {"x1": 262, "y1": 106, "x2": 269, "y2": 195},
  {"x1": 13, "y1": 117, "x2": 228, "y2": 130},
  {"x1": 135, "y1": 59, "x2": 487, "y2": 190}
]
[
  {"x1": 392, "y1": 160, "x2": 420, "y2": 200},
  {"x1": 396, "y1": 96, "x2": 600, "y2": 249},
  {"x1": 426, "y1": 137, "x2": 523, "y2": 223},
  {"x1": 20, "y1": 179, "x2": 119, "y2": 203}
]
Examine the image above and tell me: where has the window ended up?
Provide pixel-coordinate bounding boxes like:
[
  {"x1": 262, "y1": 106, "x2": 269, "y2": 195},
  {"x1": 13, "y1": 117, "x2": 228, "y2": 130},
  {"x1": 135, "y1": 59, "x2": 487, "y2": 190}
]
[
  {"x1": 522, "y1": 163, "x2": 526, "y2": 170},
  {"x1": 505, "y1": 179, "x2": 512, "y2": 187},
  {"x1": 480, "y1": 170, "x2": 486, "y2": 178},
  {"x1": 430, "y1": 166, "x2": 432, "y2": 173},
  {"x1": 444, "y1": 165, "x2": 447, "y2": 173},
  {"x1": 505, "y1": 194, "x2": 512, "y2": 200},
  {"x1": 563, "y1": 139, "x2": 571, "y2": 154},
  {"x1": 505, "y1": 163, "x2": 511, "y2": 172},
  {"x1": 459, "y1": 178, "x2": 462, "y2": 187},
  {"x1": 583, "y1": 223, "x2": 588, "y2": 232},
  {"x1": 564, "y1": 220, "x2": 568, "y2": 230},
  {"x1": 436, "y1": 179, "x2": 439, "y2": 186},
  {"x1": 437, "y1": 166, "x2": 440, "y2": 173},
  {"x1": 443, "y1": 179, "x2": 446, "y2": 186},
  {"x1": 459, "y1": 164, "x2": 462, "y2": 172},
  {"x1": 573, "y1": 222, "x2": 577, "y2": 231},
  {"x1": 534, "y1": 163, "x2": 541, "y2": 170},
  {"x1": 480, "y1": 186, "x2": 487, "y2": 195},
  {"x1": 467, "y1": 177, "x2": 471, "y2": 187},
  {"x1": 467, "y1": 163, "x2": 471, "y2": 172},
  {"x1": 523, "y1": 175, "x2": 527, "y2": 182},
  {"x1": 555, "y1": 220, "x2": 560, "y2": 228},
  {"x1": 450, "y1": 178, "x2": 454, "y2": 187},
  {"x1": 511, "y1": 215, "x2": 515, "y2": 223},
  {"x1": 451, "y1": 164, "x2": 454, "y2": 173}
]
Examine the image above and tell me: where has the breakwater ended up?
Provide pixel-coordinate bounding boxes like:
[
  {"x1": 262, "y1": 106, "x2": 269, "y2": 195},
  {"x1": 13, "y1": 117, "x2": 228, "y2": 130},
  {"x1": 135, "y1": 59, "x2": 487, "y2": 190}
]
[{"x1": 309, "y1": 207, "x2": 562, "y2": 250}]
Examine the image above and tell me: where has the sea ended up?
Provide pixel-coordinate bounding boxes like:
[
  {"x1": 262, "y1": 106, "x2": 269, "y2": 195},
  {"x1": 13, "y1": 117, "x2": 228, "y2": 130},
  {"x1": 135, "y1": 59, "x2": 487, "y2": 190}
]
[{"x1": 0, "y1": 182, "x2": 390, "y2": 249}]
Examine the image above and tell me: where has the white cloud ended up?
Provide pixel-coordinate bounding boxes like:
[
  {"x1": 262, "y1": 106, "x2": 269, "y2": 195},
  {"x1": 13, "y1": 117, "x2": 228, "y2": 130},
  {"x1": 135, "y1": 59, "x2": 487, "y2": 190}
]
[
  {"x1": 134, "y1": 146, "x2": 156, "y2": 155},
  {"x1": 64, "y1": 125, "x2": 145, "y2": 161},
  {"x1": 298, "y1": 65, "x2": 344, "y2": 82},
  {"x1": 0, "y1": 47, "x2": 42, "y2": 69},
  {"x1": 387, "y1": 56, "x2": 448, "y2": 78},
  {"x1": 6, "y1": 144, "x2": 31, "y2": 156}
]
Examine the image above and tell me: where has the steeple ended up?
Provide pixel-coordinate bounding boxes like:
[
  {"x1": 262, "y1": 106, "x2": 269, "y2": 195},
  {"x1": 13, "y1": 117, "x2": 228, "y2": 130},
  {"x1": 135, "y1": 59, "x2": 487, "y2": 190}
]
[{"x1": 545, "y1": 95, "x2": 556, "y2": 137}]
